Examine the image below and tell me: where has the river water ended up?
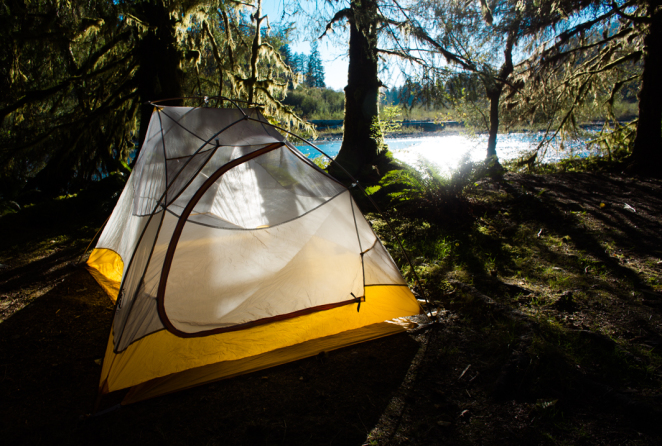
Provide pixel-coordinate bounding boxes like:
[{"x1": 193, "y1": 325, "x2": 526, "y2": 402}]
[{"x1": 294, "y1": 130, "x2": 599, "y2": 174}]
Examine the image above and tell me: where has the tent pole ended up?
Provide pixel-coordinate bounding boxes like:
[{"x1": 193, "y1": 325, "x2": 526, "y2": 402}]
[{"x1": 244, "y1": 116, "x2": 436, "y2": 321}]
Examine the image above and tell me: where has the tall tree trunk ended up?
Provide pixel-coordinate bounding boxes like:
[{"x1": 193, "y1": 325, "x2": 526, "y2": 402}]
[
  {"x1": 483, "y1": 31, "x2": 515, "y2": 172},
  {"x1": 486, "y1": 88, "x2": 501, "y2": 163},
  {"x1": 485, "y1": 27, "x2": 519, "y2": 171},
  {"x1": 630, "y1": 10, "x2": 662, "y2": 173},
  {"x1": 248, "y1": 0, "x2": 264, "y2": 105},
  {"x1": 135, "y1": 1, "x2": 184, "y2": 156},
  {"x1": 328, "y1": 0, "x2": 385, "y2": 182}
]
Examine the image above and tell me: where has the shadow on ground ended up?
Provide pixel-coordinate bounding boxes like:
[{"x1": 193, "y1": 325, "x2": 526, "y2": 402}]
[
  {"x1": 0, "y1": 268, "x2": 420, "y2": 446},
  {"x1": 3, "y1": 171, "x2": 662, "y2": 445}
]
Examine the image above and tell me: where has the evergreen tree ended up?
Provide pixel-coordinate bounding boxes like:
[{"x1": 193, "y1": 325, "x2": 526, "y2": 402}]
[
  {"x1": 0, "y1": 0, "x2": 306, "y2": 196},
  {"x1": 291, "y1": 52, "x2": 306, "y2": 75},
  {"x1": 321, "y1": 0, "x2": 386, "y2": 181},
  {"x1": 279, "y1": 43, "x2": 293, "y2": 68},
  {"x1": 381, "y1": 86, "x2": 402, "y2": 106},
  {"x1": 304, "y1": 55, "x2": 314, "y2": 87},
  {"x1": 505, "y1": 0, "x2": 661, "y2": 173},
  {"x1": 278, "y1": 43, "x2": 298, "y2": 88},
  {"x1": 305, "y1": 42, "x2": 325, "y2": 88}
]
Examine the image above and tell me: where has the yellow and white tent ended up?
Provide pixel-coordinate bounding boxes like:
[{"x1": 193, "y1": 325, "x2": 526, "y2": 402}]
[{"x1": 87, "y1": 105, "x2": 421, "y2": 405}]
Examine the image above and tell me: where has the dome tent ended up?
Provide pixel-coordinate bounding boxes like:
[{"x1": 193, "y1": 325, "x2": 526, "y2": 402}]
[{"x1": 86, "y1": 103, "x2": 421, "y2": 406}]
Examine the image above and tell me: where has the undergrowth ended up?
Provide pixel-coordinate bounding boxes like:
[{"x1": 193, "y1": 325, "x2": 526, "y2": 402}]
[
  {"x1": 366, "y1": 155, "x2": 489, "y2": 227},
  {"x1": 2, "y1": 155, "x2": 661, "y2": 444},
  {"x1": 368, "y1": 168, "x2": 662, "y2": 441}
]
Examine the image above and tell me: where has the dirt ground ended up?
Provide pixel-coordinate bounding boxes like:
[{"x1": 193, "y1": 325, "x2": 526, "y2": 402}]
[{"x1": 1, "y1": 171, "x2": 661, "y2": 445}]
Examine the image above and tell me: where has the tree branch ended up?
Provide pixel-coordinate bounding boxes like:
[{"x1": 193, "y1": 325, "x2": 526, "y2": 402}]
[
  {"x1": 1, "y1": 81, "x2": 72, "y2": 123},
  {"x1": 532, "y1": 28, "x2": 632, "y2": 68},
  {"x1": 319, "y1": 8, "x2": 352, "y2": 39},
  {"x1": 377, "y1": 48, "x2": 425, "y2": 64},
  {"x1": 611, "y1": 1, "x2": 651, "y2": 24},
  {"x1": 1, "y1": 29, "x2": 133, "y2": 123}
]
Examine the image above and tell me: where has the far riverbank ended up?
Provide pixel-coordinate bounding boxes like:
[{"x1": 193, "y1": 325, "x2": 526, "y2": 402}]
[{"x1": 299, "y1": 130, "x2": 600, "y2": 172}]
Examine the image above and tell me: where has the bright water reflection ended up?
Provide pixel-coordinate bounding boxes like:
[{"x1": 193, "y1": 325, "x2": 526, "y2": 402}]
[{"x1": 295, "y1": 130, "x2": 598, "y2": 174}]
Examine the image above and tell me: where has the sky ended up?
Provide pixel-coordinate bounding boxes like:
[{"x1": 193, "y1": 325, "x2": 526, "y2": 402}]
[{"x1": 261, "y1": 1, "x2": 349, "y2": 91}]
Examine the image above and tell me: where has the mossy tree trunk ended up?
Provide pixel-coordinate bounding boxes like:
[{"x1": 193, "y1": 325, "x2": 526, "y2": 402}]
[
  {"x1": 630, "y1": 8, "x2": 662, "y2": 172},
  {"x1": 484, "y1": 29, "x2": 516, "y2": 171},
  {"x1": 486, "y1": 87, "x2": 501, "y2": 163},
  {"x1": 135, "y1": 1, "x2": 184, "y2": 153},
  {"x1": 328, "y1": 0, "x2": 386, "y2": 182}
]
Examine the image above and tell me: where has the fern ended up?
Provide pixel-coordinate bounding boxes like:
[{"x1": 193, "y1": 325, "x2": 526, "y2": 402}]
[{"x1": 370, "y1": 155, "x2": 483, "y2": 223}]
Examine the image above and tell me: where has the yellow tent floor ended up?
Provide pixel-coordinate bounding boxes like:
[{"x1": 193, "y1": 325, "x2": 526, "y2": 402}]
[
  {"x1": 87, "y1": 248, "x2": 421, "y2": 405},
  {"x1": 121, "y1": 319, "x2": 413, "y2": 404},
  {"x1": 86, "y1": 248, "x2": 122, "y2": 302}
]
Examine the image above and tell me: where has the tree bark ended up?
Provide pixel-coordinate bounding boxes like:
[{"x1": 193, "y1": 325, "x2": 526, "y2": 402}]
[
  {"x1": 486, "y1": 88, "x2": 501, "y2": 163},
  {"x1": 248, "y1": 0, "x2": 264, "y2": 105},
  {"x1": 630, "y1": 9, "x2": 662, "y2": 173},
  {"x1": 135, "y1": 1, "x2": 184, "y2": 155},
  {"x1": 328, "y1": 0, "x2": 386, "y2": 182},
  {"x1": 483, "y1": 30, "x2": 515, "y2": 171}
]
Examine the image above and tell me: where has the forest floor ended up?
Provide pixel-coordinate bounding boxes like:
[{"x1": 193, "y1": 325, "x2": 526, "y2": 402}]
[{"x1": 1, "y1": 168, "x2": 661, "y2": 445}]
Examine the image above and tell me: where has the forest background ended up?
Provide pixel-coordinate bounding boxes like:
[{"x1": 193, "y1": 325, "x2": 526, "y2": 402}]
[
  {"x1": 3, "y1": 0, "x2": 661, "y2": 200},
  {"x1": 2, "y1": 1, "x2": 662, "y2": 444}
]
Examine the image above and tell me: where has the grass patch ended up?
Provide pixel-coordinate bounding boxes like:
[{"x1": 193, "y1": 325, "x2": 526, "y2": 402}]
[
  {"x1": 367, "y1": 169, "x2": 662, "y2": 443},
  {"x1": 2, "y1": 167, "x2": 661, "y2": 445}
]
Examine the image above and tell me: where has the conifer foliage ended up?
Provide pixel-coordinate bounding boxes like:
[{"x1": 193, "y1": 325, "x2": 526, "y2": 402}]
[
  {"x1": 305, "y1": 42, "x2": 326, "y2": 88},
  {"x1": 0, "y1": 0, "x2": 304, "y2": 196},
  {"x1": 279, "y1": 42, "x2": 325, "y2": 89}
]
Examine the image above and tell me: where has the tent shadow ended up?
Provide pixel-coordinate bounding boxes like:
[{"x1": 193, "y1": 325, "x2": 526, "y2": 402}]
[{"x1": 0, "y1": 268, "x2": 420, "y2": 446}]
